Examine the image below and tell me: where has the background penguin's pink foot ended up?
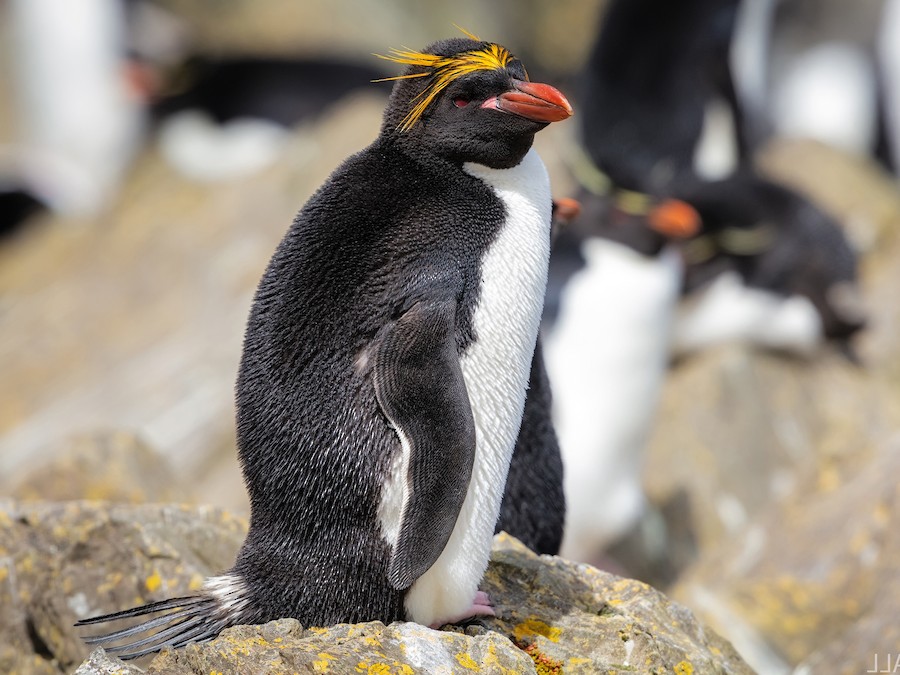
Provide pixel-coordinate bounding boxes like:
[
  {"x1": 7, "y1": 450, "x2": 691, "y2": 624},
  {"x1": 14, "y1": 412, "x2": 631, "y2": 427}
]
[{"x1": 429, "y1": 591, "x2": 495, "y2": 628}]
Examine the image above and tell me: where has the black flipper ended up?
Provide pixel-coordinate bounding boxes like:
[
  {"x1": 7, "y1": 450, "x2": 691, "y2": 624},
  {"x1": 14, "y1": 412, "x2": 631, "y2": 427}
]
[
  {"x1": 74, "y1": 594, "x2": 227, "y2": 660},
  {"x1": 372, "y1": 297, "x2": 477, "y2": 591}
]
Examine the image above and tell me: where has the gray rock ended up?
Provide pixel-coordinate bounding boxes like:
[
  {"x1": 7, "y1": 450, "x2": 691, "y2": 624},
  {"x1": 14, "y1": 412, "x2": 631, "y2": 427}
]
[
  {"x1": 0, "y1": 499, "x2": 751, "y2": 674},
  {"x1": 5, "y1": 431, "x2": 181, "y2": 504},
  {"x1": 156, "y1": 0, "x2": 604, "y2": 74},
  {"x1": 74, "y1": 648, "x2": 142, "y2": 675},
  {"x1": 643, "y1": 345, "x2": 897, "y2": 560},
  {"x1": 0, "y1": 500, "x2": 247, "y2": 674},
  {"x1": 673, "y1": 441, "x2": 900, "y2": 674}
]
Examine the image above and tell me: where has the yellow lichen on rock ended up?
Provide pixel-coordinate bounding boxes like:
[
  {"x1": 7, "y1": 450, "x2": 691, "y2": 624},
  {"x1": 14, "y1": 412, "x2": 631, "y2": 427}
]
[
  {"x1": 312, "y1": 652, "x2": 336, "y2": 672},
  {"x1": 675, "y1": 660, "x2": 694, "y2": 674},
  {"x1": 355, "y1": 662, "x2": 394, "y2": 675},
  {"x1": 513, "y1": 618, "x2": 562, "y2": 643},
  {"x1": 479, "y1": 642, "x2": 522, "y2": 675},
  {"x1": 455, "y1": 652, "x2": 479, "y2": 670},
  {"x1": 144, "y1": 570, "x2": 162, "y2": 593}
]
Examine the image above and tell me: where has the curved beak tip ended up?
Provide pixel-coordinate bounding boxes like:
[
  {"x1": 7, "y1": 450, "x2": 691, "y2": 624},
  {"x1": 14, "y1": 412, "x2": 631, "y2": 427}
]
[{"x1": 492, "y1": 79, "x2": 573, "y2": 123}]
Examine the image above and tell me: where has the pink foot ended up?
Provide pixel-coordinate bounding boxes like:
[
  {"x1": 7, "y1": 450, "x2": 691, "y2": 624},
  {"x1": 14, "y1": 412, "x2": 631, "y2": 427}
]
[{"x1": 429, "y1": 591, "x2": 496, "y2": 628}]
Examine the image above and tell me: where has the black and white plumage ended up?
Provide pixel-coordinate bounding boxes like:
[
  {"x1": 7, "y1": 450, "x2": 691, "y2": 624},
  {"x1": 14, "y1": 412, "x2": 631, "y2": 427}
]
[
  {"x1": 75, "y1": 36, "x2": 572, "y2": 658},
  {"x1": 544, "y1": 188, "x2": 698, "y2": 563},
  {"x1": 495, "y1": 338, "x2": 565, "y2": 556},
  {"x1": 672, "y1": 170, "x2": 867, "y2": 356},
  {"x1": 580, "y1": 0, "x2": 745, "y2": 192},
  {"x1": 576, "y1": 0, "x2": 866, "y2": 358}
]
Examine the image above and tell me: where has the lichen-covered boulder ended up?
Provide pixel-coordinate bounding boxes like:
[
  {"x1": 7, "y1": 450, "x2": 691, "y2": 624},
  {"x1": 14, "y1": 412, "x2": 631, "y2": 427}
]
[
  {"x1": 673, "y1": 442, "x2": 900, "y2": 674},
  {"x1": 89, "y1": 619, "x2": 536, "y2": 675},
  {"x1": 75, "y1": 536, "x2": 752, "y2": 674},
  {"x1": 0, "y1": 500, "x2": 247, "y2": 674},
  {"x1": 1, "y1": 499, "x2": 751, "y2": 674}
]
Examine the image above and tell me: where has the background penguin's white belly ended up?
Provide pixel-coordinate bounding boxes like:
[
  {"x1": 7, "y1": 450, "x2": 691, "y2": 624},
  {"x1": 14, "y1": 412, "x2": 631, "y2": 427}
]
[
  {"x1": 673, "y1": 271, "x2": 823, "y2": 357},
  {"x1": 545, "y1": 239, "x2": 682, "y2": 562},
  {"x1": 403, "y1": 148, "x2": 551, "y2": 624}
]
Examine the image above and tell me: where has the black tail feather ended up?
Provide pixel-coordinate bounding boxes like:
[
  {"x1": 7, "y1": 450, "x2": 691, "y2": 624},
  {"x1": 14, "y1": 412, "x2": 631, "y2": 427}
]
[
  {"x1": 75, "y1": 594, "x2": 226, "y2": 660},
  {"x1": 81, "y1": 604, "x2": 208, "y2": 644},
  {"x1": 100, "y1": 614, "x2": 204, "y2": 652},
  {"x1": 74, "y1": 595, "x2": 202, "y2": 625}
]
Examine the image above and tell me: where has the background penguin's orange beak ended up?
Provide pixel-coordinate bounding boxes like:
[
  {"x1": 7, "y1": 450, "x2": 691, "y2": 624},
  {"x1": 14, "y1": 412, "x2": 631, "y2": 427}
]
[
  {"x1": 483, "y1": 79, "x2": 573, "y2": 123},
  {"x1": 647, "y1": 198, "x2": 702, "y2": 239}
]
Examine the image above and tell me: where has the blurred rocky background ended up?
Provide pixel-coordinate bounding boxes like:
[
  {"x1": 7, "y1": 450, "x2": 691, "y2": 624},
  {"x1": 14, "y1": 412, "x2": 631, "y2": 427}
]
[{"x1": 1, "y1": 0, "x2": 899, "y2": 673}]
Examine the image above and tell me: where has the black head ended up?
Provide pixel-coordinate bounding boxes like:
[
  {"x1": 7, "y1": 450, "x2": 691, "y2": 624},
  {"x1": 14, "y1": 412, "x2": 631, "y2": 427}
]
[{"x1": 377, "y1": 37, "x2": 572, "y2": 169}]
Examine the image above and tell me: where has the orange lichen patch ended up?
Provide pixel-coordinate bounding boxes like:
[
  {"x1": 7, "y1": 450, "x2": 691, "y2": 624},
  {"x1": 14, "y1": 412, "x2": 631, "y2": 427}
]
[{"x1": 523, "y1": 643, "x2": 563, "y2": 675}]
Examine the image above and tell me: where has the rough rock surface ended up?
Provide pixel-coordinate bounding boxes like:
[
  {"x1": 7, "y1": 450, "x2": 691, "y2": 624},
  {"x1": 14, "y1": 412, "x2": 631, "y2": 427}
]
[
  {"x1": 642, "y1": 346, "x2": 899, "y2": 566},
  {"x1": 676, "y1": 444, "x2": 900, "y2": 675},
  {"x1": 0, "y1": 499, "x2": 751, "y2": 674},
  {"x1": 0, "y1": 500, "x2": 247, "y2": 675},
  {"x1": 4, "y1": 431, "x2": 181, "y2": 504}
]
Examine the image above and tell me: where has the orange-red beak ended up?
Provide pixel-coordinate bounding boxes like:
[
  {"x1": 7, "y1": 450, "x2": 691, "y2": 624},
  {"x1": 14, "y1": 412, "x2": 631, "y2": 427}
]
[
  {"x1": 552, "y1": 197, "x2": 582, "y2": 223},
  {"x1": 483, "y1": 79, "x2": 573, "y2": 123},
  {"x1": 646, "y1": 199, "x2": 701, "y2": 239}
]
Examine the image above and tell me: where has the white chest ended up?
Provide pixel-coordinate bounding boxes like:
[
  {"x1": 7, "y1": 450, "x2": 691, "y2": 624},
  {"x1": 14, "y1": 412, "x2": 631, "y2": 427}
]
[
  {"x1": 403, "y1": 148, "x2": 552, "y2": 625},
  {"x1": 460, "y1": 147, "x2": 553, "y2": 456}
]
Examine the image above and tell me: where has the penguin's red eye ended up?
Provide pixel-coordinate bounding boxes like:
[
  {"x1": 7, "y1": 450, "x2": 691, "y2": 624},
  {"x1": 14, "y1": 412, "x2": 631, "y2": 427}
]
[{"x1": 453, "y1": 97, "x2": 470, "y2": 108}]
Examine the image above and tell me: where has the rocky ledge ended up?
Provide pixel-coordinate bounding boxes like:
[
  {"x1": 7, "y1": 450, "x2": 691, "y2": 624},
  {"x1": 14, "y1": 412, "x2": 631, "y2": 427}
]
[{"x1": 0, "y1": 500, "x2": 751, "y2": 674}]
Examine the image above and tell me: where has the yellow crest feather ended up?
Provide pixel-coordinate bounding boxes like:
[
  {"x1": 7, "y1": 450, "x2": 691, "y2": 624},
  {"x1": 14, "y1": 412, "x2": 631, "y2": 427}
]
[{"x1": 374, "y1": 38, "x2": 515, "y2": 131}]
